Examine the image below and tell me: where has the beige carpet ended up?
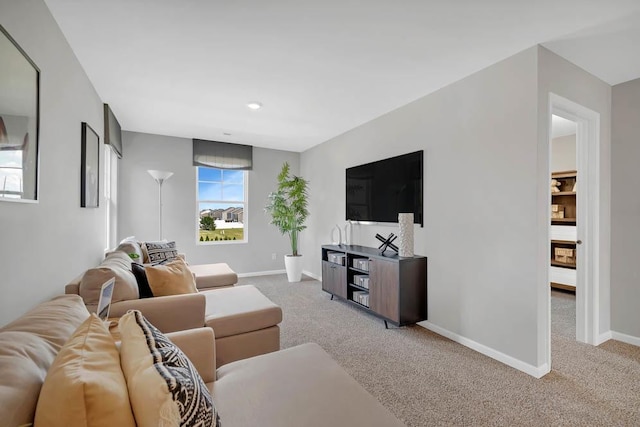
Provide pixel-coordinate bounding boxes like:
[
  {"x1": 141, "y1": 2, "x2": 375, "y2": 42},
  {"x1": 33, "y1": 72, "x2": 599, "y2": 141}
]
[{"x1": 239, "y1": 274, "x2": 640, "y2": 426}]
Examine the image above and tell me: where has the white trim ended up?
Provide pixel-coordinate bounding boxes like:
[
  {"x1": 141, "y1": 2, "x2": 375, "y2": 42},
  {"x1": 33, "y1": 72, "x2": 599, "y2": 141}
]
[
  {"x1": 0, "y1": 197, "x2": 38, "y2": 204},
  {"x1": 238, "y1": 269, "x2": 321, "y2": 280},
  {"x1": 303, "y1": 269, "x2": 321, "y2": 281},
  {"x1": 611, "y1": 331, "x2": 640, "y2": 347},
  {"x1": 237, "y1": 269, "x2": 286, "y2": 278},
  {"x1": 420, "y1": 321, "x2": 550, "y2": 378},
  {"x1": 596, "y1": 331, "x2": 612, "y2": 345}
]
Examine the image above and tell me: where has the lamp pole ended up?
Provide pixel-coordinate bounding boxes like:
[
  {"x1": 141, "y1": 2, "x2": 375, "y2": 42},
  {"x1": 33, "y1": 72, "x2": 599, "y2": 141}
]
[{"x1": 147, "y1": 170, "x2": 174, "y2": 240}]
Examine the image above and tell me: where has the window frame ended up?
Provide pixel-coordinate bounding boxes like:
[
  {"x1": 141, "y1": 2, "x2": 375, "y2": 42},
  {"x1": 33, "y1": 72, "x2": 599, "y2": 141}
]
[{"x1": 196, "y1": 166, "x2": 248, "y2": 245}]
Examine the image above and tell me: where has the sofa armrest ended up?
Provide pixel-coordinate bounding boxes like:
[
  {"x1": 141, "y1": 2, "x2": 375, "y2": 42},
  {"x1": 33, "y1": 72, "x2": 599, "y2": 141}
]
[
  {"x1": 65, "y1": 283, "x2": 80, "y2": 295},
  {"x1": 65, "y1": 274, "x2": 83, "y2": 295},
  {"x1": 166, "y1": 328, "x2": 216, "y2": 383},
  {"x1": 109, "y1": 293, "x2": 206, "y2": 333}
]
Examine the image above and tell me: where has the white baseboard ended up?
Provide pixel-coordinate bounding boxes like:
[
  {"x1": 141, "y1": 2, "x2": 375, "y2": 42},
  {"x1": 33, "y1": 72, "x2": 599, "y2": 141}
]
[
  {"x1": 596, "y1": 331, "x2": 612, "y2": 345},
  {"x1": 419, "y1": 321, "x2": 549, "y2": 379},
  {"x1": 611, "y1": 331, "x2": 640, "y2": 347},
  {"x1": 303, "y1": 270, "x2": 321, "y2": 281},
  {"x1": 237, "y1": 269, "x2": 285, "y2": 278},
  {"x1": 238, "y1": 269, "x2": 322, "y2": 280}
]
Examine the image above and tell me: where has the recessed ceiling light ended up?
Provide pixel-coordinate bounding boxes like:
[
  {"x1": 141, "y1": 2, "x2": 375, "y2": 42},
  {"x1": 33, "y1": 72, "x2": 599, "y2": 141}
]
[
  {"x1": 247, "y1": 102, "x2": 262, "y2": 110},
  {"x1": 223, "y1": 132, "x2": 232, "y2": 136}
]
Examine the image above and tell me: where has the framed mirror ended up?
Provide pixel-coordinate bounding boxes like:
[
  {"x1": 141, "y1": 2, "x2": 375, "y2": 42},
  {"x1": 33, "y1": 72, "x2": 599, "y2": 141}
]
[{"x1": 0, "y1": 24, "x2": 40, "y2": 202}]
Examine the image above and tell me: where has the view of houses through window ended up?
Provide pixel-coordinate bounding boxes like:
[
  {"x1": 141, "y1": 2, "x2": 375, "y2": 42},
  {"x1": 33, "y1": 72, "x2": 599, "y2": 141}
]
[{"x1": 197, "y1": 166, "x2": 246, "y2": 243}]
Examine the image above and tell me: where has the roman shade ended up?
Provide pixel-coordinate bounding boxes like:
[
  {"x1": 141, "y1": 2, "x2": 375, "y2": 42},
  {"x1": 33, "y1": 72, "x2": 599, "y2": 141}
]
[
  {"x1": 193, "y1": 139, "x2": 253, "y2": 170},
  {"x1": 104, "y1": 104, "x2": 123, "y2": 158}
]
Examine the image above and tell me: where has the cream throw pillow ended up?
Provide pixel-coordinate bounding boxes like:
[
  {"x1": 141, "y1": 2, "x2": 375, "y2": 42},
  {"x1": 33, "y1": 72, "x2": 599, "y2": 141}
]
[
  {"x1": 144, "y1": 258, "x2": 198, "y2": 296},
  {"x1": 34, "y1": 314, "x2": 136, "y2": 427},
  {"x1": 118, "y1": 310, "x2": 219, "y2": 427}
]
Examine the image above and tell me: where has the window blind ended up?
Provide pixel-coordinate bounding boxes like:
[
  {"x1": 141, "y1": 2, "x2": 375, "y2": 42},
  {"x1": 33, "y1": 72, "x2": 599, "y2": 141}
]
[
  {"x1": 192, "y1": 139, "x2": 253, "y2": 170},
  {"x1": 103, "y1": 104, "x2": 123, "y2": 158}
]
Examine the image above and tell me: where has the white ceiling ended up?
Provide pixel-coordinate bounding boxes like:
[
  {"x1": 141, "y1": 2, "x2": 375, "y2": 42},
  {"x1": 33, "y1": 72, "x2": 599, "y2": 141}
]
[
  {"x1": 551, "y1": 115, "x2": 576, "y2": 139},
  {"x1": 43, "y1": 0, "x2": 640, "y2": 152}
]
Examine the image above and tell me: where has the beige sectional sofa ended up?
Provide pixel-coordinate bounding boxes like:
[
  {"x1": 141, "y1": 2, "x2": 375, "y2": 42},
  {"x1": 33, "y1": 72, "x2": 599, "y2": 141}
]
[
  {"x1": 0, "y1": 295, "x2": 406, "y2": 427},
  {"x1": 66, "y1": 246, "x2": 282, "y2": 367}
]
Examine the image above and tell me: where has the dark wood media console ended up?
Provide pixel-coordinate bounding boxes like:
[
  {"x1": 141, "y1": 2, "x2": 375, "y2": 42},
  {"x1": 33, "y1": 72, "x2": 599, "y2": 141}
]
[{"x1": 321, "y1": 245, "x2": 427, "y2": 327}]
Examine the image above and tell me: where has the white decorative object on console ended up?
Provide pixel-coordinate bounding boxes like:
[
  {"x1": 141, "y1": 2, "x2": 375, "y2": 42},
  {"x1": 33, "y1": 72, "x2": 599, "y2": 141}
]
[{"x1": 398, "y1": 213, "x2": 414, "y2": 257}]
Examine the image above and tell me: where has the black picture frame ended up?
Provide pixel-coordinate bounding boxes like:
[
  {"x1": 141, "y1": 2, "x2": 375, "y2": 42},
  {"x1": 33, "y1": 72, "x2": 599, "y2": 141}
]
[
  {"x1": 81, "y1": 122, "x2": 99, "y2": 208},
  {"x1": 0, "y1": 24, "x2": 40, "y2": 202}
]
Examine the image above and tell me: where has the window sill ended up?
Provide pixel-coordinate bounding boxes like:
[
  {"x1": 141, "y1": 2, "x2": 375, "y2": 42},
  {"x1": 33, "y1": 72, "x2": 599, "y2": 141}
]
[{"x1": 196, "y1": 240, "x2": 248, "y2": 246}]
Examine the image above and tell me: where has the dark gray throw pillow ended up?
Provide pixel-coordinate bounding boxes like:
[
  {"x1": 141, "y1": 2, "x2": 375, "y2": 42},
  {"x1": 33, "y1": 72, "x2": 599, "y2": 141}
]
[{"x1": 131, "y1": 263, "x2": 154, "y2": 299}]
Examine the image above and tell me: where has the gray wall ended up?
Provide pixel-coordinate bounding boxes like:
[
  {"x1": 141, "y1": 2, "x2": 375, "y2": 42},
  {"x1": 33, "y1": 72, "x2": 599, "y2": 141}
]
[
  {"x1": 118, "y1": 131, "x2": 299, "y2": 274},
  {"x1": 611, "y1": 77, "x2": 640, "y2": 338},
  {"x1": 551, "y1": 134, "x2": 576, "y2": 172},
  {"x1": 0, "y1": 0, "x2": 105, "y2": 326},
  {"x1": 537, "y1": 46, "x2": 612, "y2": 348},
  {"x1": 301, "y1": 48, "x2": 542, "y2": 366}
]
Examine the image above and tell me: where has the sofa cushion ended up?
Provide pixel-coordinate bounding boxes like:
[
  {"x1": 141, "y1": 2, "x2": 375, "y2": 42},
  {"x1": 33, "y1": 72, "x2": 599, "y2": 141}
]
[
  {"x1": 203, "y1": 285, "x2": 282, "y2": 338},
  {"x1": 0, "y1": 295, "x2": 89, "y2": 427},
  {"x1": 131, "y1": 262, "x2": 154, "y2": 298},
  {"x1": 79, "y1": 251, "x2": 139, "y2": 305},
  {"x1": 213, "y1": 343, "x2": 405, "y2": 427},
  {"x1": 190, "y1": 262, "x2": 238, "y2": 289},
  {"x1": 34, "y1": 314, "x2": 136, "y2": 427},
  {"x1": 144, "y1": 240, "x2": 178, "y2": 263},
  {"x1": 119, "y1": 310, "x2": 220, "y2": 427},
  {"x1": 145, "y1": 258, "x2": 198, "y2": 297}
]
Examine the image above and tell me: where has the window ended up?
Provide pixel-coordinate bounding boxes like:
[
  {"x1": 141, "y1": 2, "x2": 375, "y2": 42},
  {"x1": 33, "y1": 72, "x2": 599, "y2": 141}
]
[
  {"x1": 197, "y1": 166, "x2": 247, "y2": 243},
  {"x1": 0, "y1": 149, "x2": 23, "y2": 199},
  {"x1": 104, "y1": 145, "x2": 118, "y2": 250}
]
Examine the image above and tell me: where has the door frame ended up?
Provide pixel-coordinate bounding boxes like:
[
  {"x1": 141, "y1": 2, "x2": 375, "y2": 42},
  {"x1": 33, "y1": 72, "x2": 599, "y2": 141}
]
[{"x1": 546, "y1": 93, "x2": 601, "y2": 368}]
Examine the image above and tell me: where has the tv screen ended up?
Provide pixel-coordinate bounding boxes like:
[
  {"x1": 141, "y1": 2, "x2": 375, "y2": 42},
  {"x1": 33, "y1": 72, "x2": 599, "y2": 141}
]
[{"x1": 346, "y1": 151, "x2": 423, "y2": 226}]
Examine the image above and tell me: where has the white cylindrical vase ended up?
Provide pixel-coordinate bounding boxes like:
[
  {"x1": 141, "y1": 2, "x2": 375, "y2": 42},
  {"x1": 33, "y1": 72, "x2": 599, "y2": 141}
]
[{"x1": 398, "y1": 213, "x2": 414, "y2": 257}]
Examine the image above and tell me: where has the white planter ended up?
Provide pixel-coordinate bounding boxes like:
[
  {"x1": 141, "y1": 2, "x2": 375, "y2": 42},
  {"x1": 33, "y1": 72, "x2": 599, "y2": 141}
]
[{"x1": 284, "y1": 254, "x2": 304, "y2": 282}]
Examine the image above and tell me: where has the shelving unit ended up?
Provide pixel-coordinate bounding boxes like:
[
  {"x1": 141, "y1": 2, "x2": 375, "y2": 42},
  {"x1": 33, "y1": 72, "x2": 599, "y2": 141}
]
[
  {"x1": 321, "y1": 245, "x2": 427, "y2": 327},
  {"x1": 550, "y1": 170, "x2": 577, "y2": 291}
]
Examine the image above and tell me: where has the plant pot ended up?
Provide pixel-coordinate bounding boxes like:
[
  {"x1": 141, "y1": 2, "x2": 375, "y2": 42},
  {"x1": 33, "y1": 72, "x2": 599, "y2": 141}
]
[{"x1": 284, "y1": 254, "x2": 303, "y2": 282}]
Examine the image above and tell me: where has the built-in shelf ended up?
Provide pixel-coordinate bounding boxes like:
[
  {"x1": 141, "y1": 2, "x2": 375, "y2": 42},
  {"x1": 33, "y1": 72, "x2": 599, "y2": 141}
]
[
  {"x1": 550, "y1": 259, "x2": 576, "y2": 269},
  {"x1": 550, "y1": 170, "x2": 577, "y2": 292},
  {"x1": 348, "y1": 266, "x2": 369, "y2": 274},
  {"x1": 552, "y1": 218, "x2": 577, "y2": 223}
]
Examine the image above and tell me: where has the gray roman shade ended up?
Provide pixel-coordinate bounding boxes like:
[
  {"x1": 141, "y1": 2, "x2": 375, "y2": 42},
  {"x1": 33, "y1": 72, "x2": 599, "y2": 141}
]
[
  {"x1": 192, "y1": 139, "x2": 253, "y2": 170},
  {"x1": 103, "y1": 104, "x2": 123, "y2": 158}
]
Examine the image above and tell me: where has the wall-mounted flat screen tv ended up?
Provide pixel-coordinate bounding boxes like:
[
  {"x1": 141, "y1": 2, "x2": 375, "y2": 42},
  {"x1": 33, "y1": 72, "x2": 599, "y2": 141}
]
[{"x1": 346, "y1": 150, "x2": 423, "y2": 226}]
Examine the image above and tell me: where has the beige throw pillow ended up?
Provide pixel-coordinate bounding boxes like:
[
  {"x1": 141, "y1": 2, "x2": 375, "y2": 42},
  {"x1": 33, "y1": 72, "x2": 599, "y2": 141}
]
[
  {"x1": 118, "y1": 310, "x2": 219, "y2": 427},
  {"x1": 144, "y1": 258, "x2": 198, "y2": 297},
  {"x1": 34, "y1": 314, "x2": 136, "y2": 427}
]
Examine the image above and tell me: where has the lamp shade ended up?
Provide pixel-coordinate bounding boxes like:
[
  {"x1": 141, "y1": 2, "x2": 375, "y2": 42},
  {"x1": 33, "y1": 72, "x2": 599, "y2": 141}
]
[{"x1": 147, "y1": 170, "x2": 174, "y2": 182}]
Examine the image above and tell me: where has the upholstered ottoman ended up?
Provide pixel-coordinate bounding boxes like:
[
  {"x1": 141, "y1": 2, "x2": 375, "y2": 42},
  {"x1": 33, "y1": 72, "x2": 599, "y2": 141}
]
[
  {"x1": 202, "y1": 285, "x2": 282, "y2": 367},
  {"x1": 189, "y1": 263, "x2": 238, "y2": 290}
]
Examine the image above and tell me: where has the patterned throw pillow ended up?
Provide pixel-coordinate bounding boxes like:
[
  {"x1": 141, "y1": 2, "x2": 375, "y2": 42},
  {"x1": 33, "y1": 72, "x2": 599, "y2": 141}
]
[
  {"x1": 144, "y1": 241, "x2": 178, "y2": 263},
  {"x1": 119, "y1": 310, "x2": 220, "y2": 427}
]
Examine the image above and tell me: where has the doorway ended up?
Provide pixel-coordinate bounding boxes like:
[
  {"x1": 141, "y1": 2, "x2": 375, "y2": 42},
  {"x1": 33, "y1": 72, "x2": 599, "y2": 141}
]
[
  {"x1": 546, "y1": 94, "x2": 601, "y2": 371},
  {"x1": 549, "y1": 114, "x2": 577, "y2": 339}
]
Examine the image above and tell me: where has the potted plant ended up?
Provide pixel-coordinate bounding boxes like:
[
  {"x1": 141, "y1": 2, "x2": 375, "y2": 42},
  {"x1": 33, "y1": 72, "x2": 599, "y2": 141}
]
[{"x1": 265, "y1": 162, "x2": 309, "y2": 282}]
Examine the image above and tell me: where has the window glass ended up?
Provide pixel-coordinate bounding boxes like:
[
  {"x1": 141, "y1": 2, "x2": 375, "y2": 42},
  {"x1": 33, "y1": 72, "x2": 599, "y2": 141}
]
[{"x1": 196, "y1": 167, "x2": 246, "y2": 243}]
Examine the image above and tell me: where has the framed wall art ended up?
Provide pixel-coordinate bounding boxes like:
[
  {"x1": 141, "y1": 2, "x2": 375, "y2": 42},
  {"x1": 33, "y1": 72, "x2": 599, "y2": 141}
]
[
  {"x1": 0, "y1": 24, "x2": 40, "y2": 202},
  {"x1": 81, "y1": 122, "x2": 99, "y2": 208}
]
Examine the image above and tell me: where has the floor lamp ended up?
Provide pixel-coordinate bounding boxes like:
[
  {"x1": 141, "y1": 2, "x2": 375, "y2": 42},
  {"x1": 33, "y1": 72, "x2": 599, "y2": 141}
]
[{"x1": 147, "y1": 170, "x2": 174, "y2": 240}]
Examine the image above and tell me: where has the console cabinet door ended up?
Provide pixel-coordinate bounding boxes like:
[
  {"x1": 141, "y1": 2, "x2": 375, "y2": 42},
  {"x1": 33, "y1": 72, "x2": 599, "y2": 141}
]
[
  {"x1": 322, "y1": 261, "x2": 347, "y2": 299},
  {"x1": 369, "y1": 258, "x2": 399, "y2": 322}
]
